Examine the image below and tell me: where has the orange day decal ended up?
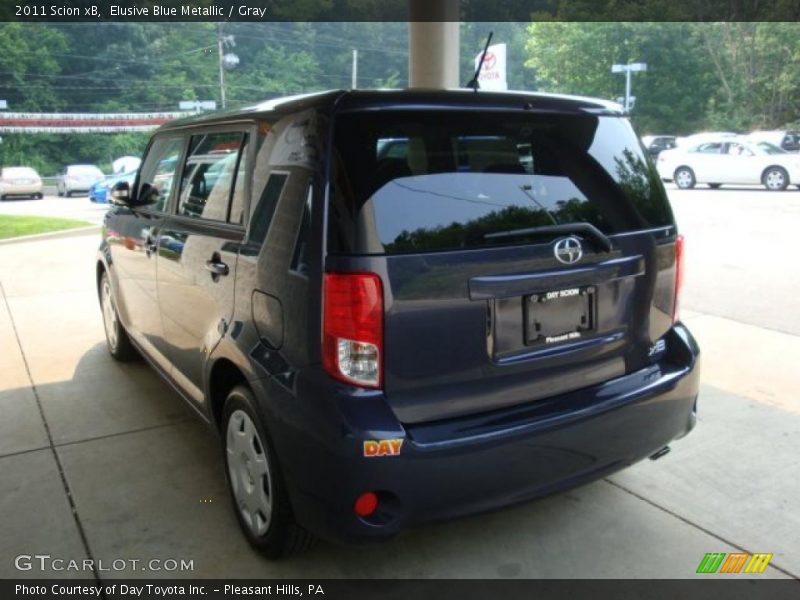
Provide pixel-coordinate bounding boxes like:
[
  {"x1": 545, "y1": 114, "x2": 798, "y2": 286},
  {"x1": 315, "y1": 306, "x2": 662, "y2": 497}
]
[{"x1": 363, "y1": 439, "x2": 403, "y2": 457}]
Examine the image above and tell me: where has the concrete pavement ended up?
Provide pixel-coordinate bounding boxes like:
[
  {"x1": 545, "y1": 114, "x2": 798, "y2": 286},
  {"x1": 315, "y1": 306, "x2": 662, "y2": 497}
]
[{"x1": 0, "y1": 189, "x2": 798, "y2": 579}]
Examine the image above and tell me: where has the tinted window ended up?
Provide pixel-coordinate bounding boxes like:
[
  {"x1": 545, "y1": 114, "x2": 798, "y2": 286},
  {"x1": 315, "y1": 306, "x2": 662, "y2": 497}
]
[
  {"x1": 290, "y1": 184, "x2": 313, "y2": 275},
  {"x1": 330, "y1": 111, "x2": 673, "y2": 254},
  {"x1": 137, "y1": 137, "x2": 184, "y2": 212},
  {"x1": 178, "y1": 131, "x2": 246, "y2": 221},
  {"x1": 249, "y1": 172, "x2": 288, "y2": 245}
]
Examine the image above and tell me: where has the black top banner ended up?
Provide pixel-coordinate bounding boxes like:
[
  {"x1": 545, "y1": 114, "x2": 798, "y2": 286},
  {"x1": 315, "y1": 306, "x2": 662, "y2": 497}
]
[{"x1": 2, "y1": 0, "x2": 800, "y2": 22}]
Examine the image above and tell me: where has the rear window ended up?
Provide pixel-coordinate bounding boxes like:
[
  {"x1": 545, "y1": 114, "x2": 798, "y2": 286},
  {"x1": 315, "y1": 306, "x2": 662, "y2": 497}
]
[
  {"x1": 68, "y1": 165, "x2": 103, "y2": 177},
  {"x1": 2, "y1": 167, "x2": 38, "y2": 178},
  {"x1": 329, "y1": 111, "x2": 673, "y2": 255}
]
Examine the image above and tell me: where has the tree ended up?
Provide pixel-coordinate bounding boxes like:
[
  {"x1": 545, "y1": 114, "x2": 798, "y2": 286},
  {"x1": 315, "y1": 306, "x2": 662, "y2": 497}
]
[
  {"x1": 524, "y1": 22, "x2": 715, "y2": 134},
  {"x1": 697, "y1": 22, "x2": 800, "y2": 130}
]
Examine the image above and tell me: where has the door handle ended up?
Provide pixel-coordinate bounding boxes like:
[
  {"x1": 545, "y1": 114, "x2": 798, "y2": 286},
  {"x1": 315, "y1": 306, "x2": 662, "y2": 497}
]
[{"x1": 205, "y1": 259, "x2": 229, "y2": 276}]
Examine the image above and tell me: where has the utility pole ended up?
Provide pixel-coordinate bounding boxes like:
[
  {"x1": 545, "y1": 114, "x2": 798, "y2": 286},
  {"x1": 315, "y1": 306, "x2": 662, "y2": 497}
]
[
  {"x1": 217, "y1": 23, "x2": 226, "y2": 109},
  {"x1": 351, "y1": 49, "x2": 358, "y2": 89},
  {"x1": 216, "y1": 25, "x2": 239, "y2": 110}
]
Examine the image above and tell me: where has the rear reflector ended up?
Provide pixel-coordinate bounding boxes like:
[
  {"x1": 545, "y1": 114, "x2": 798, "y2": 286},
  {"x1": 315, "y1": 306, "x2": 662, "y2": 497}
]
[
  {"x1": 354, "y1": 492, "x2": 379, "y2": 517},
  {"x1": 323, "y1": 272, "x2": 383, "y2": 388},
  {"x1": 673, "y1": 235, "x2": 685, "y2": 323}
]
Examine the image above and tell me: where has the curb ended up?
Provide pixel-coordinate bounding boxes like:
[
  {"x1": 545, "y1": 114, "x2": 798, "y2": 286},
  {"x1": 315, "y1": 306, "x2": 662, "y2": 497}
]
[{"x1": 0, "y1": 225, "x2": 101, "y2": 246}]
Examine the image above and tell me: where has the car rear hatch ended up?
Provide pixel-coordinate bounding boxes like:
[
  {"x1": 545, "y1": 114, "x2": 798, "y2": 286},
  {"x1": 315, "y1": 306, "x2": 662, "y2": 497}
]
[{"x1": 325, "y1": 98, "x2": 680, "y2": 425}]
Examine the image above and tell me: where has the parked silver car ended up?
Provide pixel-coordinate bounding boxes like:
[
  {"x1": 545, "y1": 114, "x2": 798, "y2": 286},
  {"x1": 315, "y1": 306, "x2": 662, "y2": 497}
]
[
  {"x1": 0, "y1": 166, "x2": 44, "y2": 200},
  {"x1": 56, "y1": 164, "x2": 105, "y2": 197}
]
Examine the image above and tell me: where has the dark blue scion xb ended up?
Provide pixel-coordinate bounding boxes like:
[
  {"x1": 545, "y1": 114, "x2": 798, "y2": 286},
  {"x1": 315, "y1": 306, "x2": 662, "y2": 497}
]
[{"x1": 97, "y1": 89, "x2": 700, "y2": 557}]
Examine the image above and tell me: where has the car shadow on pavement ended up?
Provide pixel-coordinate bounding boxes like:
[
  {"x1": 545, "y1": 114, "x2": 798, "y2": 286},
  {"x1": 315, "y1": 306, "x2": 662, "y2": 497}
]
[{"x1": 2, "y1": 344, "x2": 797, "y2": 579}]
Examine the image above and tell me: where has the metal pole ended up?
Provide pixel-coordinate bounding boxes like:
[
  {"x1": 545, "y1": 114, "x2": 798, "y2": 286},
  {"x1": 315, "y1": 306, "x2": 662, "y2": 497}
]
[
  {"x1": 625, "y1": 66, "x2": 632, "y2": 112},
  {"x1": 352, "y1": 49, "x2": 358, "y2": 89},
  {"x1": 408, "y1": 0, "x2": 460, "y2": 88},
  {"x1": 217, "y1": 23, "x2": 226, "y2": 109}
]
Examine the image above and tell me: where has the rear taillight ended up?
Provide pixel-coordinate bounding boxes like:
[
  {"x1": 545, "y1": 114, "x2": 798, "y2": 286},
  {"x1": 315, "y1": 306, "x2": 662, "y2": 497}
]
[
  {"x1": 323, "y1": 273, "x2": 383, "y2": 389},
  {"x1": 673, "y1": 235, "x2": 685, "y2": 323}
]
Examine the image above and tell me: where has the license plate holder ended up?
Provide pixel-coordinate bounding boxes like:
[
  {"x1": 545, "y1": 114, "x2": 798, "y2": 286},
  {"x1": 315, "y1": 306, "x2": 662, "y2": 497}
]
[{"x1": 524, "y1": 286, "x2": 595, "y2": 346}]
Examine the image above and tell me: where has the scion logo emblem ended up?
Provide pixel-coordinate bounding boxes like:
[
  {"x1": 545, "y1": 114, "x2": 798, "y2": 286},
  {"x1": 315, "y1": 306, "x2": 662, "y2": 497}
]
[{"x1": 554, "y1": 237, "x2": 583, "y2": 265}]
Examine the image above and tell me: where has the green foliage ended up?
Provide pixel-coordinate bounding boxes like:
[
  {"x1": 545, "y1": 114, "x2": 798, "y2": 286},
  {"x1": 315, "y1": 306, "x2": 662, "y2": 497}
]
[
  {"x1": 523, "y1": 22, "x2": 800, "y2": 135},
  {"x1": 0, "y1": 215, "x2": 91, "y2": 240},
  {"x1": 1, "y1": 21, "x2": 799, "y2": 174}
]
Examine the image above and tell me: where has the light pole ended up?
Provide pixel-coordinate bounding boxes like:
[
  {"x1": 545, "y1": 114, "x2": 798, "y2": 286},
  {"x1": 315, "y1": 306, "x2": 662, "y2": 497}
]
[{"x1": 611, "y1": 62, "x2": 647, "y2": 112}]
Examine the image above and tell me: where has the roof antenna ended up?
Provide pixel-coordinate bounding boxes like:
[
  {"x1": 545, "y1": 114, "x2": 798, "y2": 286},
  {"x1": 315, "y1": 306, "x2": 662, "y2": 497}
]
[{"x1": 466, "y1": 31, "x2": 493, "y2": 91}]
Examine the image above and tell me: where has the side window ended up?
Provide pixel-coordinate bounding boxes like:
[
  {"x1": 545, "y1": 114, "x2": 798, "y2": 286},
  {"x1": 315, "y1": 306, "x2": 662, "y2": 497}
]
[
  {"x1": 177, "y1": 131, "x2": 246, "y2": 221},
  {"x1": 726, "y1": 143, "x2": 753, "y2": 157},
  {"x1": 694, "y1": 142, "x2": 723, "y2": 154},
  {"x1": 249, "y1": 172, "x2": 288, "y2": 245},
  {"x1": 290, "y1": 183, "x2": 313, "y2": 276},
  {"x1": 137, "y1": 137, "x2": 184, "y2": 212},
  {"x1": 229, "y1": 135, "x2": 250, "y2": 225}
]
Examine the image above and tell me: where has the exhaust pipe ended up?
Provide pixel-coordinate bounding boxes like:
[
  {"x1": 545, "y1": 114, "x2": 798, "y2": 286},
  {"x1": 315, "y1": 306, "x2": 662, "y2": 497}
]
[{"x1": 649, "y1": 446, "x2": 671, "y2": 461}]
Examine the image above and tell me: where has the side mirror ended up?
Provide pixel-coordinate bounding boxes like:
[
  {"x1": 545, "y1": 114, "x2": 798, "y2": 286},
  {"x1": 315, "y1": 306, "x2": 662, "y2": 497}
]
[{"x1": 109, "y1": 181, "x2": 132, "y2": 206}]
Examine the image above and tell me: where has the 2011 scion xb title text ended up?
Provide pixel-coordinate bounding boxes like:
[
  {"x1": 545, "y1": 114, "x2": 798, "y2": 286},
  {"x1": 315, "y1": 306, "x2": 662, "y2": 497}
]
[{"x1": 14, "y1": 4, "x2": 277, "y2": 19}]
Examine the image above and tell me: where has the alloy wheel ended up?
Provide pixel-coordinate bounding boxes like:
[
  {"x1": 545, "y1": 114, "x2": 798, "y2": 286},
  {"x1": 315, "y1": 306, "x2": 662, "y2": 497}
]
[{"x1": 765, "y1": 169, "x2": 787, "y2": 191}]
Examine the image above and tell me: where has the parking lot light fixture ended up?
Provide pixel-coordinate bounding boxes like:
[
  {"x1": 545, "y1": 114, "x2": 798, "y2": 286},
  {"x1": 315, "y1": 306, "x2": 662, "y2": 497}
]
[{"x1": 612, "y1": 63, "x2": 647, "y2": 113}]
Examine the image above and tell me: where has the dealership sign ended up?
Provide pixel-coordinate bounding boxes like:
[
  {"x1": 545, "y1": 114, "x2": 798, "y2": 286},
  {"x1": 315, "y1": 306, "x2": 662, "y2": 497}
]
[
  {"x1": 474, "y1": 43, "x2": 507, "y2": 91},
  {"x1": 0, "y1": 112, "x2": 192, "y2": 133}
]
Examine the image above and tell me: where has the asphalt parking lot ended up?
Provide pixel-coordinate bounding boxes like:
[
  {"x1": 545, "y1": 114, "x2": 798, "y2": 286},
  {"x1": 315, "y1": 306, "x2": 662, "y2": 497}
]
[{"x1": 1, "y1": 187, "x2": 798, "y2": 579}]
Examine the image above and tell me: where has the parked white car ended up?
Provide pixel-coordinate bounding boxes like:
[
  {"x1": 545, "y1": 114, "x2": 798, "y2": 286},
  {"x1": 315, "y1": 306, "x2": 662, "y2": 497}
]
[
  {"x1": 0, "y1": 166, "x2": 43, "y2": 200},
  {"x1": 657, "y1": 136, "x2": 800, "y2": 191},
  {"x1": 56, "y1": 164, "x2": 105, "y2": 197}
]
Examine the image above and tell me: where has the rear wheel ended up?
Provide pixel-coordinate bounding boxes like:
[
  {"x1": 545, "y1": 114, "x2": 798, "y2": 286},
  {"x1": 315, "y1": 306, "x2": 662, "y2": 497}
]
[
  {"x1": 674, "y1": 167, "x2": 696, "y2": 190},
  {"x1": 222, "y1": 386, "x2": 317, "y2": 558},
  {"x1": 36, "y1": 193, "x2": 43, "y2": 199},
  {"x1": 763, "y1": 167, "x2": 789, "y2": 191},
  {"x1": 99, "y1": 271, "x2": 137, "y2": 361},
  {"x1": 708, "y1": 183, "x2": 722, "y2": 189}
]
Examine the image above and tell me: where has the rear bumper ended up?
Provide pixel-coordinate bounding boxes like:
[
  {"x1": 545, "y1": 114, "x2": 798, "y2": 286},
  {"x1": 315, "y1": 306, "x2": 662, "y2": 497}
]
[
  {"x1": 255, "y1": 324, "x2": 700, "y2": 544},
  {"x1": 0, "y1": 184, "x2": 42, "y2": 195}
]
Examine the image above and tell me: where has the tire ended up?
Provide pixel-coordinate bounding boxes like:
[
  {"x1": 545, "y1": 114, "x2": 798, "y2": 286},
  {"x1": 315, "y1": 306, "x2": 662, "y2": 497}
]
[
  {"x1": 708, "y1": 183, "x2": 722, "y2": 189},
  {"x1": 763, "y1": 167, "x2": 789, "y2": 191},
  {"x1": 99, "y1": 271, "x2": 137, "y2": 361},
  {"x1": 66, "y1": 190, "x2": 73, "y2": 197},
  {"x1": 36, "y1": 193, "x2": 43, "y2": 199},
  {"x1": 0, "y1": 195, "x2": 5, "y2": 201},
  {"x1": 222, "y1": 386, "x2": 317, "y2": 558},
  {"x1": 674, "y1": 167, "x2": 696, "y2": 190}
]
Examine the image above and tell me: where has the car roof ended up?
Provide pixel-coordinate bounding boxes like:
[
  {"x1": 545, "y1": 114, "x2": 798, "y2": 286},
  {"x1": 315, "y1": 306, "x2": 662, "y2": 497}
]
[{"x1": 157, "y1": 89, "x2": 625, "y2": 132}]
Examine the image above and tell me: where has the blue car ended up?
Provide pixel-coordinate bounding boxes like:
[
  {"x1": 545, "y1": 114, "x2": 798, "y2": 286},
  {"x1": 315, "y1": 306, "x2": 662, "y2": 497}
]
[
  {"x1": 89, "y1": 170, "x2": 137, "y2": 204},
  {"x1": 96, "y1": 90, "x2": 699, "y2": 558}
]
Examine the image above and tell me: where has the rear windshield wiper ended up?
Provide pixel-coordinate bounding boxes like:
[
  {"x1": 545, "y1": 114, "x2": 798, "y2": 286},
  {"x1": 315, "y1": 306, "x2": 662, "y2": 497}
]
[{"x1": 483, "y1": 223, "x2": 613, "y2": 252}]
